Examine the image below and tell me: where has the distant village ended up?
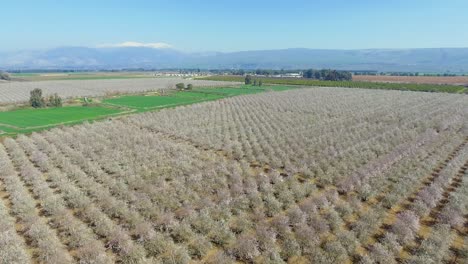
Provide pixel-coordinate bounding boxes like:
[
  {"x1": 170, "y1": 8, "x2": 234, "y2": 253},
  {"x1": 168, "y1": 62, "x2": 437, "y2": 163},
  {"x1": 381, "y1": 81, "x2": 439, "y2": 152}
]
[{"x1": 154, "y1": 71, "x2": 304, "y2": 78}]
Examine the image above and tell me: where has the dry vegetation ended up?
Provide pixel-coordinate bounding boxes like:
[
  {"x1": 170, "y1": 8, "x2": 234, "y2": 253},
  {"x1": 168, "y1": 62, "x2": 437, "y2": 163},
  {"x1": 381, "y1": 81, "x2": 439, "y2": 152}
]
[
  {"x1": 0, "y1": 87, "x2": 467, "y2": 263},
  {"x1": 0, "y1": 78, "x2": 238, "y2": 104},
  {"x1": 353, "y1": 75, "x2": 468, "y2": 85}
]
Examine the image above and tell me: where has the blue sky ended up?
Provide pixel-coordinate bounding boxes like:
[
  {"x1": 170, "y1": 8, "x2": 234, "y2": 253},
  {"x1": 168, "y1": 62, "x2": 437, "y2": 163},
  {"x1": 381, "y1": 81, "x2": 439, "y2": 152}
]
[{"x1": 2, "y1": 0, "x2": 467, "y2": 52}]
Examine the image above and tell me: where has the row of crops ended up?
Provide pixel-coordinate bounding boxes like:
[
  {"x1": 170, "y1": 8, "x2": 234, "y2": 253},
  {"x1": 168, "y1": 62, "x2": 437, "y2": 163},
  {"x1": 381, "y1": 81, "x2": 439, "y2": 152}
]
[
  {"x1": 199, "y1": 75, "x2": 467, "y2": 93},
  {"x1": 0, "y1": 87, "x2": 465, "y2": 263}
]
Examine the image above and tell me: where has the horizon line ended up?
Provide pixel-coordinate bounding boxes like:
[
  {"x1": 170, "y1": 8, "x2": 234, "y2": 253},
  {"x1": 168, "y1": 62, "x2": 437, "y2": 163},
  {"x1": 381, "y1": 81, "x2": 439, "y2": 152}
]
[{"x1": 3, "y1": 46, "x2": 468, "y2": 53}]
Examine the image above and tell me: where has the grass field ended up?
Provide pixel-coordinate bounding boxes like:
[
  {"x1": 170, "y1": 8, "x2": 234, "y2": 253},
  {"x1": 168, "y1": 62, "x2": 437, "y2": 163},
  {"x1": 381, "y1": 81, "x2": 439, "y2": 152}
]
[
  {"x1": 199, "y1": 75, "x2": 468, "y2": 93},
  {"x1": 0, "y1": 106, "x2": 124, "y2": 135},
  {"x1": 103, "y1": 92, "x2": 223, "y2": 110}
]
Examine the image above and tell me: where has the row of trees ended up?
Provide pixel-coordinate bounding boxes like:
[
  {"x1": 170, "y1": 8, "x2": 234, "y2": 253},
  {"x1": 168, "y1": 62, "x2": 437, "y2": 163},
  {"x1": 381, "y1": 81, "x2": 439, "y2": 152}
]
[
  {"x1": 244, "y1": 75, "x2": 263, "y2": 86},
  {"x1": 233, "y1": 69, "x2": 353, "y2": 79},
  {"x1": 39, "y1": 120, "x2": 343, "y2": 262},
  {"x1": 29, "y1": 88, "x2": 62, "y2": 108},
  {"x1": 0, "y1": 157, "x2": 31, "y2": 263},
  {"x1": 231, "y1": 69, "x2": 297, "y2": 76},
  {"x1": 385, "y1": 72, "x2": 459, "y2": 77},
  {"x1": 0, "y1": 143, "x2": 73, "y2": 263},
  {"x1": 230, "y1": 69, "x2": 459, "y2": 79},
  {"x1": 353, "y1": 71, "x2": 461, "y2": 77},
  {"x1": 50, "y1": 96, "x2": 467, "y2": 262},
  {"x1": 303, "y1": 69, "x2": 352, "y2": 81},
  {"x1": 0, "y1": 87, "x2": 465, "y2": 263},
  {"x1": 23, "y1": 133, "x2": 148, "y2": 263},
  {"x1": 141, "y1": 87, "x2": 466, "y2": 182}
]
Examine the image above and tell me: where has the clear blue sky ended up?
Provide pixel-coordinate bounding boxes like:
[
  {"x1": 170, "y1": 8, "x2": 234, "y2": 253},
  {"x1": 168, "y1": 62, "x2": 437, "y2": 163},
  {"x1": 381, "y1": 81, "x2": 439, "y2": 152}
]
[{"x1": 2, "y1": 0, "x2": 467, "y2": 52}]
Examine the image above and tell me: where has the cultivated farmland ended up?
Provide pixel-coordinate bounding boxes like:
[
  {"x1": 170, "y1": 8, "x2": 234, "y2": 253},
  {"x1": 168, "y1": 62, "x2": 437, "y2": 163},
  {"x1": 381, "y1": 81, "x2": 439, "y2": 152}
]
[
  {"x1": 353, "y1": 75, "x2": 468, "y2": 85},
  {"x1": 0, "y1": 78, "x2": 238, "y2": 104},
  {"x1": 0, "y1": 86, "x2": 291, "y2": 136},
  {"x1": 0, "y1": 106, "x2": 122, "y2": 128},
  {"x1": 103, "y1": 93, "x2": 222, "y2": 110},
  {"x1": 199, "y1": 75, "x2": 467, "y2": 93},
  {"x1": 0, "y1": 87, "x2": 466, "y2": 263}
]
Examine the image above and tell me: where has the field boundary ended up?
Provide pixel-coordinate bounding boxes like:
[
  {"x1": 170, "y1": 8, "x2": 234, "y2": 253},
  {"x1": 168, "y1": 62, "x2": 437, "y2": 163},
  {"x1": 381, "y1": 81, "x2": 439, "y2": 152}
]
[{"x1": 198, "y1": 76, "x2": 468, "y2": 93}]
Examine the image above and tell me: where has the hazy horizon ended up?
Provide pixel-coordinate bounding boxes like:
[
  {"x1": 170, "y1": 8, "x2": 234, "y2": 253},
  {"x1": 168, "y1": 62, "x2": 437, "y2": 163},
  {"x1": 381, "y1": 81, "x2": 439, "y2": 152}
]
[
  {"x1": 2, "y1": 0, "x2": 468, "y2": 52},
  {"x1": 4, "y1": 45, "x2": 468, "y2": 54}
]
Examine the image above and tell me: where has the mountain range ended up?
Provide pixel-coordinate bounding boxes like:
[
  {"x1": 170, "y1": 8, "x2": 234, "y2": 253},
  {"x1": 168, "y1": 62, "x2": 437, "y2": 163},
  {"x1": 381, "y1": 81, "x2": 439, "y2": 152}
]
[{"x1": 1, "y1": 47, "x2": 468, "y2": 72}]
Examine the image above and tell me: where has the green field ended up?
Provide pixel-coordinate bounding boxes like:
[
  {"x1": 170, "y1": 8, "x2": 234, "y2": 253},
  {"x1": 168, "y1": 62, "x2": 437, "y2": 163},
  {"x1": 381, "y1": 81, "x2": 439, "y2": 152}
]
[
  {"x1": 0, "y1": 106, "x2": 124, "y2": 135},
  {"x1": 199, "y1": 76, "x2": 467, "y2": 93},
  {"x1": 103, "y1": 91, "x2": 224, "y2": 110}
]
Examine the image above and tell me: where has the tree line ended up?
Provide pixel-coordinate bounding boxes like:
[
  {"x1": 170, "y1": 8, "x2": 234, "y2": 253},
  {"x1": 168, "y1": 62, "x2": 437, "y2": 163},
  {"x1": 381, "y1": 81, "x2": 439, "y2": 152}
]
[
  {"x1": 352, "y1": 71, "x2": 463, "y2": 77},
  {"x1": 244, "y1": 75, "x2": 263, "y2": 86},
  {"x1": 232, "y1": 69, "x2": 353, "y2": 81},
  {"x1": 302, "y1": 69, "x2": 352, "y2": 81}
]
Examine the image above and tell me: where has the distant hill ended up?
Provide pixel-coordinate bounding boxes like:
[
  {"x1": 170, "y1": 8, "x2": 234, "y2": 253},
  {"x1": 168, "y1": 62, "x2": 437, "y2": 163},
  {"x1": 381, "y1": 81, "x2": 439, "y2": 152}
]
[{"x1": 1, "y1": 47, "x2": 468, "y2": 72}]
